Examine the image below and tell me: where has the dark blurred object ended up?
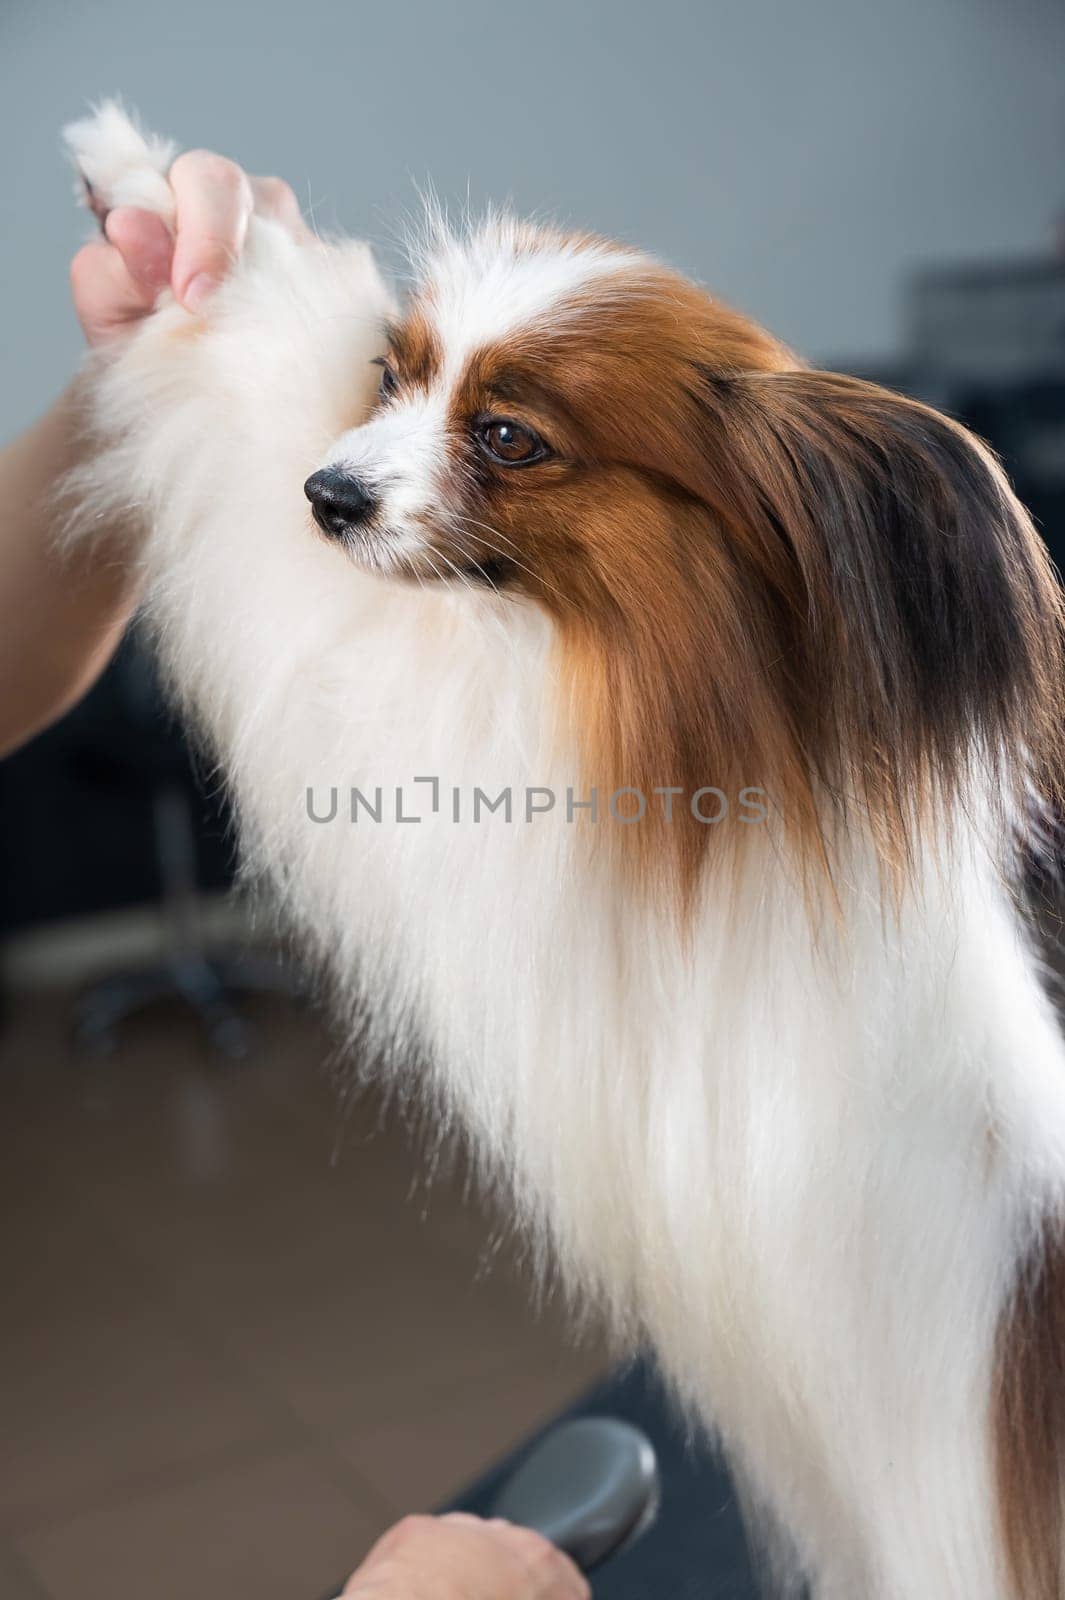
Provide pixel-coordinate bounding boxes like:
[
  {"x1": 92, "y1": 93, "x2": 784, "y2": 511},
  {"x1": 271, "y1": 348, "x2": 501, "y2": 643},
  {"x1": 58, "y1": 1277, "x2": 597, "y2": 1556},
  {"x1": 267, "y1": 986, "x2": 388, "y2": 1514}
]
[
  {"x1": 0, "y1": 632, "x2": 234, "y2": 937},
  {"x1": 909, "y1": 259, "x2": 1065, "y2": 389},
  {"x1": 0, "y1": 634, "x2": 299, "y2": 1054},
  {"x1": 956, "y1": 380, "x2": 1065, "y2": 575},
  {"x1": 452, "y1": 1360, "x2": 760, "y2": 1600},
  {"x1": 70, "y1": 769, "x2": 299, "y2": 1059},
  {"x1": 71, "y1": 638, "x2": 299, "y2": 1056},
  {"x1": 906, "y1": 258, "x2": 1065, "y2": 576}
]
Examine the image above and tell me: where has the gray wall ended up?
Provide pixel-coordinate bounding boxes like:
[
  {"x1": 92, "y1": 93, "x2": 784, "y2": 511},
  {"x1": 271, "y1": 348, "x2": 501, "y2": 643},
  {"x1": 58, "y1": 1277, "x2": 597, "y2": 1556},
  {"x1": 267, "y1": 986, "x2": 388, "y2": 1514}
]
[{"x1": 2, "y1": 0, "x2": 1062, "y2": 441}]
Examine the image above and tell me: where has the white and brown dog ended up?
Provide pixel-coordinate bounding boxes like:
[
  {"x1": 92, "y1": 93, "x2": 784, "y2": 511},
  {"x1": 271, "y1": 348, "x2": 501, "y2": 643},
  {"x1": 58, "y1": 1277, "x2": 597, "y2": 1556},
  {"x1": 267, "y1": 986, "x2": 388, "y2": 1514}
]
[{"x1": 63, "y1": 102, "x2": 1065, "y2": 1599}]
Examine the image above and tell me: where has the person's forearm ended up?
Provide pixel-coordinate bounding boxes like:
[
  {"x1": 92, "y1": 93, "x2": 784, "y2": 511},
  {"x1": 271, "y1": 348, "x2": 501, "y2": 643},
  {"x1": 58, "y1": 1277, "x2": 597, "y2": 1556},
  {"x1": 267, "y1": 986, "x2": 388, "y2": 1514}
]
[
  {"x1": 0, "y1": 383, "x2": 139, "y2": 757},
  {"x1": 0, "y1": 142, "x2": 309, "y2": 758}
]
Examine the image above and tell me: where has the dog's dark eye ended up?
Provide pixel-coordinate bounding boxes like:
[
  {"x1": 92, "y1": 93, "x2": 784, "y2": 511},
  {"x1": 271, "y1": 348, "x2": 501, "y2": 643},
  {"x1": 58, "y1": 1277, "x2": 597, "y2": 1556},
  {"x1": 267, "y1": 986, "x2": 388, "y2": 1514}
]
[
  {"x1": 476, "y1": 417, "x2": 549, "y2": 467},
  {"x1": 372, "y1": 358, "x2": 399, "y2": 402}
]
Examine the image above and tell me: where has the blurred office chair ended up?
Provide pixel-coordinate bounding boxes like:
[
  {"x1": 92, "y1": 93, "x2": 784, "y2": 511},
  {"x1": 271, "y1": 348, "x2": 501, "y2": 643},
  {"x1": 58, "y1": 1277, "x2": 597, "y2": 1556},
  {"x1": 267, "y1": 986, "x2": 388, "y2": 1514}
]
[{"x1": 69, "y1": 636, "x2": 301, "y2": 1059}]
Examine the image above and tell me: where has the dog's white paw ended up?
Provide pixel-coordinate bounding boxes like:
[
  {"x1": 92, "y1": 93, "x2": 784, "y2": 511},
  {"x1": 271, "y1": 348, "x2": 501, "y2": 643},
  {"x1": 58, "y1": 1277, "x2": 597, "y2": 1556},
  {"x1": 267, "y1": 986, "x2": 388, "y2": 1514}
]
[{"x1": 63, "y1": 99, "x2": 177, "y2": 226}]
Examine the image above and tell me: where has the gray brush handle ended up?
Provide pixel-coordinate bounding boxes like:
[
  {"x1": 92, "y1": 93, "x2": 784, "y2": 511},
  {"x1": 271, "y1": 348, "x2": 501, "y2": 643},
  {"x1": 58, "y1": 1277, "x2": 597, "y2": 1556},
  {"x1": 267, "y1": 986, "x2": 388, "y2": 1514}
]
[
  {"x1": 323, "y1": 1415, "x2": 659, "y2": 1597},
  {"x1": 491, "y1": 1416, "x2": 660, "y2": 1572}
]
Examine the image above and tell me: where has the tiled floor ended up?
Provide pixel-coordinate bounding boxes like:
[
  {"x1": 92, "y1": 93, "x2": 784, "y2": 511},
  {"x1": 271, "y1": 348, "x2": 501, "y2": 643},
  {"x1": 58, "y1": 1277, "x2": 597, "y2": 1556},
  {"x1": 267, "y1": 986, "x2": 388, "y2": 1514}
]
[{"x1": 0, "y1": 984, "x2": 607, "y2": 1600}]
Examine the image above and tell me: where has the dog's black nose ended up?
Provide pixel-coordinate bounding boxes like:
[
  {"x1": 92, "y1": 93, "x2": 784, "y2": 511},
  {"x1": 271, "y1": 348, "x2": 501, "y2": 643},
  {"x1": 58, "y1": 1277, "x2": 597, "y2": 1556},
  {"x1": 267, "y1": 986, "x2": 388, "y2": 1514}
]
[{"x1": 304, "y1": 468, "x2": 377, "y2": 539}]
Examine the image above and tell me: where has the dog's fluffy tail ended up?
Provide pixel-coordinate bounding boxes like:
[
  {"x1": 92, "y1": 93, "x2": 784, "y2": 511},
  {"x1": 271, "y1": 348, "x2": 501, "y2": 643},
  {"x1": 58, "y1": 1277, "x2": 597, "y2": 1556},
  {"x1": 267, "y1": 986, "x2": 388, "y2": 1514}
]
[{"x1": 63, "y1": 100, "x2": 177, "y2": 226}]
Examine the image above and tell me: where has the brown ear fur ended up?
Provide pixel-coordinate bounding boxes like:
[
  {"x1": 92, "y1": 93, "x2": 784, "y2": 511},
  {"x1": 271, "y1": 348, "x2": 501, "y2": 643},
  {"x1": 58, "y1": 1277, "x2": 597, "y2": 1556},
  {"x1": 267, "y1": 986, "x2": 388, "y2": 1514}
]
[{"x1": 629, "y1": 367, "x2": 1065, "y2": 891}]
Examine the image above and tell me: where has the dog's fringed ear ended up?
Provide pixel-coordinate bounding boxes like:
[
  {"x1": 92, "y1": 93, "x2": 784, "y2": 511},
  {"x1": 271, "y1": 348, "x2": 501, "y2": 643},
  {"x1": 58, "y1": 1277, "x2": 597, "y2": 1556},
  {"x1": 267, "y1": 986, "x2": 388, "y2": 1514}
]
[{"x1": 691, "y1": 368, "x2": 1065, "y2": 860}]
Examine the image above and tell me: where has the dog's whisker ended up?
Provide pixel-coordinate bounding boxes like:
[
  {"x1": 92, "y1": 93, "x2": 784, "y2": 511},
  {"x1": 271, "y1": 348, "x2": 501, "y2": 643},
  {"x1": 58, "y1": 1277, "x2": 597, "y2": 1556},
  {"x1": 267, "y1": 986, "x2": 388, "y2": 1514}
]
[{"x1": 452, "y1": 516, "x2": 567, "y2": 603}]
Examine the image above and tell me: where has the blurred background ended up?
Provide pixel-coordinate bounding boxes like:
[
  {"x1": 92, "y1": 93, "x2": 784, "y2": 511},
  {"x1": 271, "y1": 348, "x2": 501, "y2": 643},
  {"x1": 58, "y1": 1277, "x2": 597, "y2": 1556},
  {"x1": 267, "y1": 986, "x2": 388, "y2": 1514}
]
[{"x1": 1, "y1": 2, "x2": 1063, "y2": 1598}]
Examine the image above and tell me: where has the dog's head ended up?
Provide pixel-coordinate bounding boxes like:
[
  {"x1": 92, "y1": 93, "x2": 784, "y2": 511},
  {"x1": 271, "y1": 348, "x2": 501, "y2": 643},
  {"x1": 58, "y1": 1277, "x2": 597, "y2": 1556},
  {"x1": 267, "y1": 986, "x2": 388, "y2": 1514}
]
[
  {"x1": 306, "y1": 218, "x2": 1065, "y2": 892},
  {"x1": 304, "y1": 218, "x2": 790, "y2": 596}
]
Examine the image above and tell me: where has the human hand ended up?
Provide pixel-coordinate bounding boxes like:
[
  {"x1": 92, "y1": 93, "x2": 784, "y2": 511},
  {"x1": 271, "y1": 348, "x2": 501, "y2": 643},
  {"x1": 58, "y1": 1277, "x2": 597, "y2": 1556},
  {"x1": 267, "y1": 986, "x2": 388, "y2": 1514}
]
[
  {"x1": 70, "y1": 149, "x2": 309, "y2": 347},
  {"x1": 342, "y1": 1512, "x2": 591, "y2": 1600}
]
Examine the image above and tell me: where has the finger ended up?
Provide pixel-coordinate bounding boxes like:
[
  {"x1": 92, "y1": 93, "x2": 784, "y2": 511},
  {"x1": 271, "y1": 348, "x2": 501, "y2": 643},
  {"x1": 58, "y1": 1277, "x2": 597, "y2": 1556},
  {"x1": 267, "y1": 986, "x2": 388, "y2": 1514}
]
[
  {"x1": 250, "y1": 174, "x2": 312, "y2": 239},
  {"x1": 528, "y1": 1550, "x2": 591, "y2": 1599},
  {"x1": 70, "y1": 238, "x2": 154, "y2": 344},
  {"x1": 501, "y1": 1526, "x2": 590, "y2": 1599},
  {"x1": 168, "y1": 148, "x2": 253, "y2": 312},
  {"x1": 350, "y1": 1513, "x2": 434, "y2": 1576},
  {"x1": 103, "y1": 207, "x2": 174, "y2": 296}
]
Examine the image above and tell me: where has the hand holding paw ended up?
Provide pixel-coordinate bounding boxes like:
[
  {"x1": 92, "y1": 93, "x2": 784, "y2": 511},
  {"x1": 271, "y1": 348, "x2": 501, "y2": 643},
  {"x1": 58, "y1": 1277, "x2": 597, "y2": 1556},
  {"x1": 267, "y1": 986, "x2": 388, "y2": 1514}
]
[{"x1": 71, "y1": 146, "x2": 310, "y2": 347}]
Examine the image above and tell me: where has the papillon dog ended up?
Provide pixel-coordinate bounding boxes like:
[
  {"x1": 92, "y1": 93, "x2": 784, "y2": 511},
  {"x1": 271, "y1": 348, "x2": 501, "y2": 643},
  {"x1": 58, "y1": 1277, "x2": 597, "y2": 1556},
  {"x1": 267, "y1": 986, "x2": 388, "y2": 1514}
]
[{"x1": 63, "y1": 103, "x2": 1065, "y2": 1598}]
